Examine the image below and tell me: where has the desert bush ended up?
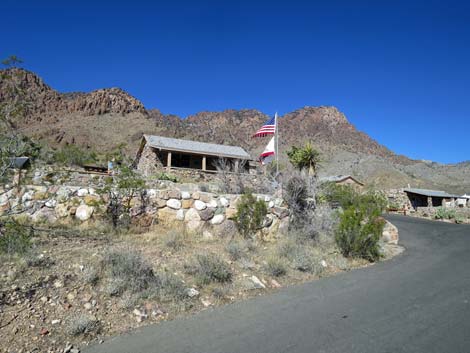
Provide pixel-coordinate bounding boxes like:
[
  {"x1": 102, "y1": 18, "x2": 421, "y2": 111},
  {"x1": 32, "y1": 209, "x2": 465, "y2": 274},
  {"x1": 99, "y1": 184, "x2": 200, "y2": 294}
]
[
  {"x1": 67, "y1": 314, "x2": 101, "y2": 336},
  {"x1": 264, "y1": 256, "x2": 288, "y2": 277},
  {"x1": 0, "y1": 218, "x2": 32, "y2": 256},
  {"x1": 100, "y1": 164, "x2": 146, "y2": 228},
  {"x1": 292, "y1": 249, "x2": 324, "y2": 275},
  {"x1": 156, "y1": 172, "x2": 178, "y2": 183},
  {"x1": 335, "y1": 188, "x2": 386, "y2": 262},
  {"x1": 187, "y1": 253, "x2": 233, "y2": 285},
  {"x1": 434, "y1": 207, "x2": 456, "y2": 220},
  {"x1": 234, "y1": 192, "x2": 267, "y2": 238},
  {"x1": 225, "y1": 241, "x2": 244, "y2": 260},
  {"x1": 53, "y1": 144, "x2": 97, "y2": 166},
  {"x1": 100, "y1": 249, "x2": 156, "y2": 295},
  {"x1": 277, "y1": 239, "x2": 299, "y2": 259},
  {"x1": 164, "y1": 229, "x2": 186, "y2": 251},
  {"x1": 83, "y1": 265, "x2": 99, "y2": 286},
  {"x1": 154, "y1": 271, "x2": 188, "y2": 302}
]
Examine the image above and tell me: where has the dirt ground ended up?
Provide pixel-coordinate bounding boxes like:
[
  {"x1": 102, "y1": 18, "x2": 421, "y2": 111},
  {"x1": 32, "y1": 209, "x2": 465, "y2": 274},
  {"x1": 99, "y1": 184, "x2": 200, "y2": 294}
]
[{"x1": 0, "y1": 223, "x2": 398, "y2": 353}]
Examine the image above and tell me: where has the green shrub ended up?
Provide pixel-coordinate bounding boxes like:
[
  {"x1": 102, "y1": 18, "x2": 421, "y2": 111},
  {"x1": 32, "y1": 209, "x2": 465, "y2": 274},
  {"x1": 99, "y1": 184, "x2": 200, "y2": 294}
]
[
  {"x1": 434, "y1": 207, "x2": 456, "y2": 220},
  {"x1": 187, "y1": 253, "x2": 233, "y2": 285},
  {"x1": 0, "y1": 219, "x2": 32, "y2": 256},
  {"x1": 264, "y1": 256, "x2": 288, "y2": 277},
  {"x1": 334, "y1": 187, "x2": 386, "y2": 262},
  {"x1": 156, "y1": 172, "x2": 178, "y2": 183},
  {"x1": 53, "y1": 144, "x2": 97, "y2": 166},
  {"x1": 234, "y1": 192, "x2": 267, "y2": 238}
]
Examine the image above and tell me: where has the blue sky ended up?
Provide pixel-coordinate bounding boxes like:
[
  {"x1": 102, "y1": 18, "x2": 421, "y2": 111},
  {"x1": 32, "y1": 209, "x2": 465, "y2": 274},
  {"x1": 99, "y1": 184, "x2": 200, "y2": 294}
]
[{"x1": 3, "y1": 0, "x2": 469, "y2": 163}]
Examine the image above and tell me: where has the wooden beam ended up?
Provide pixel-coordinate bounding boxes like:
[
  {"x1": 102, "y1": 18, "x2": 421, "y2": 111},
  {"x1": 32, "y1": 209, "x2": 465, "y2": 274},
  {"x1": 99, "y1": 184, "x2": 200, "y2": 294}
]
[
  {"x1": 202, "y1": 156, "x2": 207, "y2": 171},
  {"x1": 167, "y1": 152, "x2": 172, "y2": 168}
]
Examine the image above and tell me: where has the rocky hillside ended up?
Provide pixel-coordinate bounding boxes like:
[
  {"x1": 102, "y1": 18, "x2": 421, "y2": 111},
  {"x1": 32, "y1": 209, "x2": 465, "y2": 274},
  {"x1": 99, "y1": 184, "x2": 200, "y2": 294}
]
[{"x1": 1, "y1": 68, "x2": 469, "y2": 193}]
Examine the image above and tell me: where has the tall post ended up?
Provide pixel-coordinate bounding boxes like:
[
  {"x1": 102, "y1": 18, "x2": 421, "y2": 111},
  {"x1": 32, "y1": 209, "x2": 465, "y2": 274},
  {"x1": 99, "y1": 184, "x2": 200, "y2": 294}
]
[
  {"x1": 167, "y1": 152, "x2": 172, "y2": 170},
  {"x1": 275, "y1": 112, "x2": 279, "y2": 176},
  {"x1": 202, "y1": 156, "x2": 207, "y2": 171}
]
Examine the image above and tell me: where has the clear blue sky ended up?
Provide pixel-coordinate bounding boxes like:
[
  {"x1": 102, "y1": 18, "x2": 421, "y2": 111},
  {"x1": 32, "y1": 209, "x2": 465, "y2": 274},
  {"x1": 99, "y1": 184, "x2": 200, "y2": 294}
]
[{"x1": 3, "y1": 0, "x2": 469, "y2": 163}]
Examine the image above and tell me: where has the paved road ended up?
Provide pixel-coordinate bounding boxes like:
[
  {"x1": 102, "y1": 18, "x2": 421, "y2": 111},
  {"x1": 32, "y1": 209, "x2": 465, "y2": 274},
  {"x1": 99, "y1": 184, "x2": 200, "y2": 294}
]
[{"x1": 86, "y1": 215, "x2": 470, "y2": 353}]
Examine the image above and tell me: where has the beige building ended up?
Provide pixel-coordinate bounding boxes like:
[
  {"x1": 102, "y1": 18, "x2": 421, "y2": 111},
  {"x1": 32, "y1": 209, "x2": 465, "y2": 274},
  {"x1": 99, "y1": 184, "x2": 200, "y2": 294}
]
[{"x1": 134, "y1": 135, "x2": 256, "y2": 176}]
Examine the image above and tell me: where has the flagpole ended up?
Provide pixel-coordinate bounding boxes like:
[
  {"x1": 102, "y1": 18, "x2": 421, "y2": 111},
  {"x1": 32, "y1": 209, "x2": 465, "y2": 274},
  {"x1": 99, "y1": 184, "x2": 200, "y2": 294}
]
[{"x1": 275, "y1": 112, "x2": 279, "y2": 175}]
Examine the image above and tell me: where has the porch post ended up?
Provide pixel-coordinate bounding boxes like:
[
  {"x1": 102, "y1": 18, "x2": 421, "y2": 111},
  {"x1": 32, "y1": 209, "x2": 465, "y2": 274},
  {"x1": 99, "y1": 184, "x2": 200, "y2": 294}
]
[
  {"x1": 202, "y1": 156, "x2": 207, "y2": 171},
  {"x1": 167, "y1": 152, "x2": 172, "y2": 169}
]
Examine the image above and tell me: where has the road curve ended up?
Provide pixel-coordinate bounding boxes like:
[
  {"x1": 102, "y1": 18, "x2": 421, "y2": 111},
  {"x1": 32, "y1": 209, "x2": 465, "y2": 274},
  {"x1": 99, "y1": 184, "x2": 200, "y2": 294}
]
[{"x1": 85, "y1": 215, "x2": 470, "y2": 353}]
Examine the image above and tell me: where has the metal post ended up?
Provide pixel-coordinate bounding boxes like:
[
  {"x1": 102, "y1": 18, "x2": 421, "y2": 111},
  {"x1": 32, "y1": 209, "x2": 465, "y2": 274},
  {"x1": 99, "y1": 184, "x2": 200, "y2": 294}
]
[{"x1": 275, "y1": 112, "x2": 279, "y2": 176}]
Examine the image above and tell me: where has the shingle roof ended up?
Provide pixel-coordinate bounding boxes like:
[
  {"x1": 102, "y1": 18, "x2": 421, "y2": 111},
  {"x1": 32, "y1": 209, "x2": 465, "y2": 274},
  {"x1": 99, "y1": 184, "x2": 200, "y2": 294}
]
[
  {"x1": 403, "y1": 188, "x2": 459, "y2": 198},
  {"x1": 143, "y1": 135, "x2": 251, "y2": 160},
  {"x1": 319, "y1": 175, "x2": 364, "y2": 185}
]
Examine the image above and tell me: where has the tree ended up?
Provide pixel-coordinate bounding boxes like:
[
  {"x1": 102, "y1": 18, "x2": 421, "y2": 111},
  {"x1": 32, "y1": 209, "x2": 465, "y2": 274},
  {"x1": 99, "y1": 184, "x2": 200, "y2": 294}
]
[{"x1": 286, "y1": 142, "x2": 321, "y2": 176}]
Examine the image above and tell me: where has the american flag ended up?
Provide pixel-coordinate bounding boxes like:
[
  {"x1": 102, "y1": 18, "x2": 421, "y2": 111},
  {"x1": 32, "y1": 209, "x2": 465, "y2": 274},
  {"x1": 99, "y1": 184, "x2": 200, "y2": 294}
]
[{"x1": 253, "y1": 115, "x2": 276, "y2": 137}]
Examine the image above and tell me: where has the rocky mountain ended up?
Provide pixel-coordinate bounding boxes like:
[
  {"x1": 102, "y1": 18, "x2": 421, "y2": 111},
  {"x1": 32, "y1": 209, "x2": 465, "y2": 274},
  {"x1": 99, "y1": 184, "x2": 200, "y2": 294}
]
[{"x1": 1, "y1": 68, "x2": 469, "y2": 193}]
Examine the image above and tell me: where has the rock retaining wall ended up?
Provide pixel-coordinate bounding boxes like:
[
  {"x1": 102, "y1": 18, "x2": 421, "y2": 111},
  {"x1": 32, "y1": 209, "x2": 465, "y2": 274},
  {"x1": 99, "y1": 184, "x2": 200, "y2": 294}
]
[{"x1": 0, "y1": 184, "x2": 289, "y2": 238}]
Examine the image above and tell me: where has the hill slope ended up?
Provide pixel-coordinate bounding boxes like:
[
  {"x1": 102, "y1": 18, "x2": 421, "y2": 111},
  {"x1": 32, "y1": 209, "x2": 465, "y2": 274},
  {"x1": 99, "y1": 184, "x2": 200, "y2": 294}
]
[{"x1": 1, "y1": 68, "x2": 469, "y2": 193}]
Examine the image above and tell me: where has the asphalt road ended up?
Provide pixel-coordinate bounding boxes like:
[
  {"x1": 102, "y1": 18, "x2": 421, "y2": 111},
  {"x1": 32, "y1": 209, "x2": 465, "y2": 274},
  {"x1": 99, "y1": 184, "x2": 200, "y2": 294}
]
[{"x1": 86, "y1": 215, "x2": 470, "y2": 353}]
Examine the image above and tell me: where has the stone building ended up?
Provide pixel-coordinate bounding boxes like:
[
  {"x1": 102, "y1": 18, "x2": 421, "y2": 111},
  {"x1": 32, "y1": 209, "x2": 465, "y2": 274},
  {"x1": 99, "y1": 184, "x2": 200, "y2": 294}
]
[
  {"x1": 319, "y1": 175, "x2": 364, "y2": 190},
  {"x1": 403, "y1": 188, "x2": 459, "y2": 210},
  {"x1": 135, "y1": 134, "x2": 256, "y2": 176}
]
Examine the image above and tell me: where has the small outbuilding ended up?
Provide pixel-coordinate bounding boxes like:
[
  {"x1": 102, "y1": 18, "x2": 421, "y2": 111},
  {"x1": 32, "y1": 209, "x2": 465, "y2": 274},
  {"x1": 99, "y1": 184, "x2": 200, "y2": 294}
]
[
  {"x1": 319, "y1": 175, "x2": 364, "y2": 189},
  {"x1": 135, "y1": 134, "x2": 255, "y2": 176},
  {"x1": 403, "y1": 188, "x2": 459, "y2": 209}
]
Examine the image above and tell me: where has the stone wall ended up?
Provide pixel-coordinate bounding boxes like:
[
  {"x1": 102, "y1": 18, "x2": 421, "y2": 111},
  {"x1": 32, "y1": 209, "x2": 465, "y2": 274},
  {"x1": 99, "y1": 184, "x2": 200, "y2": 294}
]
[{"x1": 0, "y1": 184, "x2": 289, "y2": 238}]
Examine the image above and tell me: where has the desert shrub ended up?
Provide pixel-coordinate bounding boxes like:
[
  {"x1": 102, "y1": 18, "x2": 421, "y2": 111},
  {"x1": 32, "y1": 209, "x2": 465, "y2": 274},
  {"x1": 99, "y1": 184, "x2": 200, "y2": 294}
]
[
  {"x1": 82, "y1": 265, "x2": 99, "y2": 286},
  {"x1": 212, "y1": 286, "x2": 232, "y2": 300},
  {"x1": 156, "y1": 172, "x2": 178, "y2": 183},
  {"x1": 335, "y1": 188, "x2": 386, "y2": 262},
  {"x1": 187, "y1": 253, "x2": 233, "y2": 285},
  {"x1": 277, "y1": 239, "x2": 299, "y2": 259},
  {"x1": 234, "y1": 192, "x2": 267, "y2": 238},
  {"x1": 454, "y1": 215, "x2": 465, "y2": 224},
  {"x1": 0, "y1": 219, "x2": 32, "y2": 256},
  {"x1": 264, "y1": 256, "x2": 288, "y2": 277},
  {"x1": 100, "y1": 249, "x2": 156, "y2": 295},
  {"x1": 225, "y1": 241, "x2": 244, "y2": 261},
  {"x1": 100, "y1": 164, "x2": 146, "y2": 228},
  {"x1": 283, "y1": 173, "x2": 322, "y2": 240},
  {"x1": 434, "y1": 207, "x2": 456, "y2": 220},
  {"x1": 67, "y1": 314, "x2": 101, "y2": 336},
  {"x1": 154, "y1": 272, "x2": 188, "y2": 302},
  {"x1": 292, "y1": 249, "x2": 324, "y2": 275},
  {"x1": 164, "y1": 229, "x2": 186, "y2": 251},
  {"x1": 53, "y1": 144, "x2": 97, "y2": 167}
]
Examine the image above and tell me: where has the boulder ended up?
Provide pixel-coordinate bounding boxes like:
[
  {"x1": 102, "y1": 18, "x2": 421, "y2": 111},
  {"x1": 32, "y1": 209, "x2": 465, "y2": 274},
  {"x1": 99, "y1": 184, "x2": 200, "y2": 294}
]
[
  {"x1": 181, "y1": 191, "x2": 191, "y2": 200},
  {"x1": 155, "y1": 198, "x2": 167, "y2": 208},
  {"x1": 76, "y1": 188, "x2": 89, "y2": 197},
  {"x1": 199, "y1": 192, "x2": 213, "y2": 203},
  {"x1": 194, "y1": 200, "x2": 207, "y2": 211},
  {"x1": 186, "y1": 220, "x2": 202, "y2": 232},
  {"x1": 198, "y1": 207, "x2": 215, "y2": 221},
  {"x1": 210, "y1": 214, "x2": 225, "y2": 225},
  {"x1": 207, "y1": 199, "x2": 218, "y2": 208},
  {"x1": 176, "y1": 209, "x2": 185, "y2": 221},
  {"x1": 220, "y1": 197, "x2": 230, "y2": 207},
  {"x1": 75, "y1": 205, "x2": 94, "y2": 221},
  {"x1": 213, "y1": 219, "x2": 238, "y2": 238},
  {"x1": 272, "y1": 206, "x2": 289, "y2": 219},
  {"x1": 45, "y1": 199, "x2": 57, "y2": 208},
  {"x1": 382, "y1": 220, "x2": 399, "y2": 245},
  {"x1": 185, "y1": 208, "x2": 201, "y2": 222},
  {"x1": 226, "y1": 207, "x2": 237, "y2": 219},
  {"x1": 166, "y1": 199, "x2": 182, "y2": 210},
  {"x1": 168, "y1": 189, "x2": 181, "y2": 199},
  {"x1": 181, "y1": 199, "x2": 193, "y2": 209},
  {"x1": 55, "y1": 204, "x2": 69, "y2": 218}
]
